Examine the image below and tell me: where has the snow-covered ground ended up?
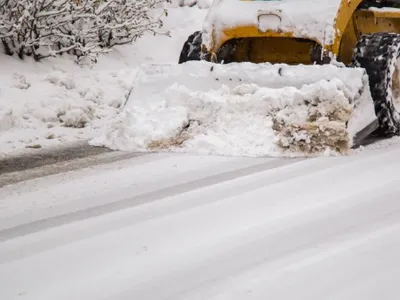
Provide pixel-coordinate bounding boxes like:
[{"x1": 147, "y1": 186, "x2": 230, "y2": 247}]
[
  {"x1": 1, "y1": 142, "x2": 400, "y2": 299},
  {"x1": 0, "y1": 62, "x2": 136, "y2": 156},
  {"x1": 0, "y1": 2, "x2": 208, "y2": 157}
]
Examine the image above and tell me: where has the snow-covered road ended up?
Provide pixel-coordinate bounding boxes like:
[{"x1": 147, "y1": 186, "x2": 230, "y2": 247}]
[{"x1": 1, "y1": 141, "x2": 400, "y2": 299}]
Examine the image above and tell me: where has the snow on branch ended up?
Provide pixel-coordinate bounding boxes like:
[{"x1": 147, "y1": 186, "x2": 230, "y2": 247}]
[
  {"x1": 0, "y1": 0, "x2": 170, "y2": 63},
  {"x1": 177, "y1": 0, "x2": 211, "y2": 9}
]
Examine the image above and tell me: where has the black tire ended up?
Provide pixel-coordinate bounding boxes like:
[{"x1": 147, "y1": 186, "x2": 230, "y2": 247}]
[
  {"x1": 352, "y1": 32, "x2": 400, "y2": 136},
  {"x1": 178, "y1": 31, "x2": 202, "y2": 64}
]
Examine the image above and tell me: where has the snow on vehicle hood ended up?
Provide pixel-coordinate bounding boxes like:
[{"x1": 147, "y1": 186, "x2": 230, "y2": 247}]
[{"x1": 202, "y1": 0, "x2": 343, "y2": 49}]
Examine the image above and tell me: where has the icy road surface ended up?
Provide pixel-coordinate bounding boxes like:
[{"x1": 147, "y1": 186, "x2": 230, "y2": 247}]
[{"x1": 1, "y1": 142, "x2": 400, "y2": 300}]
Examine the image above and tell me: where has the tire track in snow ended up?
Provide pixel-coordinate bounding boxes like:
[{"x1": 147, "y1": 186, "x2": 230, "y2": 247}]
[
  {"x1": 0, "y1": 147, "x2": 145, "y2": 188},
  {"x1": 1, "y1": 143, "x2": 400, "y2": 260},
  {"x1": 128, "y1": 183, "x2": 400, "y2": 300},
  {"x1": 0, "y1": 156, "x2": 302, "y2": 241},
  {"x1": 171, "y1": 184, "x2": 400, "y2": 300}
]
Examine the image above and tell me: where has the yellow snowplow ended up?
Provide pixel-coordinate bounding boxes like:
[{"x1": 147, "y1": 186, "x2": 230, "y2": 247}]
[{"x1": 119, "y1": 0, "x2": 400, "y2": 156}]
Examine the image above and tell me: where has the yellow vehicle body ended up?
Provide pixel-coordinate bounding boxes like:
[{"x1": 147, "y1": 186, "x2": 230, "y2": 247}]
[{"x1": 201, "y1": 0, "x2": 400, "y2": 66}]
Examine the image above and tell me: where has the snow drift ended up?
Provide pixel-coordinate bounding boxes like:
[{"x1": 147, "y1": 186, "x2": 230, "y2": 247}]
[{"x1": 90, "y1": 61, "x2": 377, "y2": 157}]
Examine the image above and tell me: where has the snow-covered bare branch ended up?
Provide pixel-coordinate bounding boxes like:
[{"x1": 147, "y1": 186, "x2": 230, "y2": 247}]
[{"x1": 0, "y1": 0, "x2": 170, "y2": 63}]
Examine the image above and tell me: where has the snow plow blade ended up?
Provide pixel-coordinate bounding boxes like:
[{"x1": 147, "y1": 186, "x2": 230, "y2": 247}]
[{"x1": 101, "y1": 61, "x2": 378, "y2": 157}]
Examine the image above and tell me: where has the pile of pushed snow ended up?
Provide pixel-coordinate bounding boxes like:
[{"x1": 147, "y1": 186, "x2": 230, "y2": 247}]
[
  {"x1": 91, "y1": 61, "x2": 376, "y2": 157},
  {"x1": 0, "y1": 67, "x2": 135, "y2": 155}
]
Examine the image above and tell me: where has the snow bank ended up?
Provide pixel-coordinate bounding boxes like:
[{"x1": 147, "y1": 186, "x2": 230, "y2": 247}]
[
  {"x1": 0, "y1": 64, "x2": 136, "y2": 156},
  {"x1": 91, "y1": 61, "x2": 376, "y2": 157},
  {"x1": 202, "y1": 0, "x2": 342, "y2": 51}
]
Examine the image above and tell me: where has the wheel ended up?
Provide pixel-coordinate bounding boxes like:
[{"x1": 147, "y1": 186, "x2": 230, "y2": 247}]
[
  {"x1": 352, "y1": 32, "x2": 400, "y2": 136},
  {"x1": 178, "y1": 31, "x2": 202, "y2": 64}
]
